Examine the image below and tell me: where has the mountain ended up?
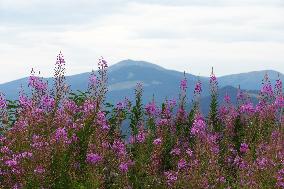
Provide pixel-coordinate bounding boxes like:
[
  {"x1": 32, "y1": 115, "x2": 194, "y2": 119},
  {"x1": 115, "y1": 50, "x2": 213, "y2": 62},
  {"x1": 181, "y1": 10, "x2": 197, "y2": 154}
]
[
  {"x1": 0, "y1": 60, "x2": 282, "y2": 112},
  {"x1": 218, "y1": 70, "x2": 284, "y2": 90},
  {"x1": 0, "y1": 59, "x2": 210, "y2": 103}
]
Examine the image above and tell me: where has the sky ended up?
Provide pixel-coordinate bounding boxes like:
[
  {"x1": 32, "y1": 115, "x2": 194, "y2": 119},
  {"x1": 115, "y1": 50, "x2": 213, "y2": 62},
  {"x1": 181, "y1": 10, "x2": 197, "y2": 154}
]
[{"x1": 0, "y1": 0, "x2": 284, "y2": 83}]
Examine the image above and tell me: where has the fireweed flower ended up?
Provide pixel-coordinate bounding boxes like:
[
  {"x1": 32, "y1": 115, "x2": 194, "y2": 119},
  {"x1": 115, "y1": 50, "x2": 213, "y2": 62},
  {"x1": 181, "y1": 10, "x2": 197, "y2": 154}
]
[
  {"x1": 34, "y1": 166, "x2": 45, "y2": 174},
  {"x1": 5, "y1": 159, "x2": 18, "y2": 167},
  {"x1": 180, "y1": 77, "x2": 187, "y2": 91},
  {"x1": 98, "y1": 57, "x2": 108, "y2": 69},
  {"x1": 88, "y1": 73, "x2": 97, "y2": 87},
  {"x1": 145, "y1": 101, "x2": 158, "y2": 116},
  {"x1": 194, "y1": 80, "x2": 202, "y2": 95},
  {"x1": 275, "y1": 96, "x2": 284, "y2": 108},
  {"x1": 156, "y1": 119, "x2": 170, "y2": 127},
  {"x1": 210, "y1": 68, "x2": 218, "y2": 94},
  {"x1": 153, "y1": 138, "x2": 162, "y2": 145},
  {"x1": 274, "y1": 77, "x2": 282, "y2": 95},
  {"x1": 240, "y1": 102, "x2": 255, "y2": 115},
  {"x1": 260, "y1": 74, "x2": 274, "y2": 100},
  {"x1": 54, "y1": 127, "x2": 69, "y2": 143},
  {"x1": 119, "y1": 162, "x2": 129, "y2": 173},
  {"x1": 256, "y1": 157, "x2": 269, "y2": 170},
  {"x1": 40, "y1": 95, "x2": 55, "y2": 110},
  {"x1": 116, "y1": 101, "x2": 125, "y2": 110},
  {"x1": 28, "y1": 74, "x2": 48, "y2": 91},
  {"x1": 276, "y1": 168, "x2": 284, "y2": 188},
  {"x1": 19, "y1": 92, "x2": 33, "y2": 108},
  {"x1": 112, "y1": 139, "x2": 127, "y2": 156},
  {"x1": 0, "y1": 146, "x2": 11, "y2": 154},
  {"x1": 186, "y1": 148, "x2": 193, "y2": 157},
  {"x1": 177, "y1": 158, "x2": 187, "y2": 170},
  {"x1": 240, "y1": 143, "x2": 249, "y2": 153},
  {"x1": 56, "y1": 51, "x2": 66, "y2": 65},
  {"x1": 86, "y1": 153, "x2": 102, "y2": 165},
  {"x1": 170, "y1": 148, "x2": 181, "y2": 156},
  {"x1": 193, "y1": 80, "x2": 202, "y2": 105},
  {"x1": 164, "y1": 171, "x2": 178, "y2": 186},
  {"x1": 62, "y1": 99, "x2": 78, "y2": 114},
  {"x1": 136, "y1": 130, "x2": 146, "y2": 143},
  {"x1": 0, "y1": 93, "x2": 7, "y2": 109},
  {"x1": 224, "y1": 93, "x2": 231, "y2": 104},
  {"x1": 97, "y1": 111, "x2": 110, "y2": 130},
  {"x1": 190, "y1": 115, "x2": 206, "y2": 136}
]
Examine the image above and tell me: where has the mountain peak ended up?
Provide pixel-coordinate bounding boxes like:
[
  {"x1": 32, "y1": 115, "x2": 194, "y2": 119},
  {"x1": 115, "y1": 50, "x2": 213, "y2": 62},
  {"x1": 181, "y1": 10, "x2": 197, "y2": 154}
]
[{"x1": 109, "y1": 59, "x2": 165, "y2": 72}]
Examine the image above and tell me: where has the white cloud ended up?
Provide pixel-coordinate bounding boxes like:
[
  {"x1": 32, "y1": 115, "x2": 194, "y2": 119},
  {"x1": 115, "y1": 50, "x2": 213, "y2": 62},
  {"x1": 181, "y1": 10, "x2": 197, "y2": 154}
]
[{"x1": 0, "y1": 0, "x2": 283, "y2": 83}]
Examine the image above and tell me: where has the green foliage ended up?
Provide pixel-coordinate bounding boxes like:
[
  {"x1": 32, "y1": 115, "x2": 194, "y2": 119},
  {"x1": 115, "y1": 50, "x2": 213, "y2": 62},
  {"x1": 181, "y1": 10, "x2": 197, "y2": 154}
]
[{"x1": 130, "y1": 84, "x2": 143, "y2": 136}]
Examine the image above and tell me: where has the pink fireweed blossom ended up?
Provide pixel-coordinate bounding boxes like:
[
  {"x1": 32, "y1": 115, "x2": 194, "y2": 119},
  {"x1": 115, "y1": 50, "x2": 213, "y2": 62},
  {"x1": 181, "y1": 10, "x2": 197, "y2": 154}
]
[
  {"x1": 98, "y1": 57, "x2": 108, "y2": 70},
  {"x1": 28, "y1": 75, "x2": 48, "y2": 91},
  {"x1": 276, "y1": 168, "x2": 284, "y2": 188},
  {"x1": 194, "y1": 80, "x2": 202, "y2": 95},
  {"x1": 260, "y1": 74, "x2": 273, "y2": 99},
  {"x1": 275, "y1": 96, "x2": 284, "y2": 108},
  {"x1": 5, "y1": 159, "x2": 18, "y2": 167},
  {"x1": 210, "y1": 69, "x2": 218, "y2": 94},
  {"x1": 186, "y1": 148, "x2": 193, "y2": 157},
  {"x1": 119, "y1": 162, "x2": 129, "y2": 173},
  {"x1": 54, "y1": 127, "x2": 69, "y2": 143},
  {"x1": 177, "y1": 158, "x2": 187, "y2": 170},
  {"x1": 190, "y1": 116, "x2": 206, "y2": 136},
  {"x1": 112, "y1": 139, "x2": 127, "y2": 156},
  {"x1": 224, "y1": 93, "x2": 231, "y2": 104},
  {"x1": 153, "y1": 138, "x2": 162, "y2": 145},
  {"x1": 136, "y1": 130, "x2": 146, "y2": 143},
  {"x1": 56, "y1": 51, "x2": 65, "y2": 65},
  {"x1": 240, "y1": 143, "x2": 249, "y2": 153},
  {"x1": 240, "y1": 103, "x2": 255, "y2": 115},
  {"x1": 88, "y1": 73, "x2": 97, "y2": 87},
  {"x1": 119, "y1": 161, "x2": 134, "y2": 173},
  {"x1": 164, "y1": 171, "x2": 178, "y2": 186},
  {"x1": 0, "y1": 93, "x2": 7, "y2": 109},
  {"x1": 0, "y1": 146, "x2": 11, "y2": 154},
  {"x1": 19, "y1": 93, "x2": 32, "y2": 108},
  {"x1": 156, "y1": 119, "x2": 170, "y2": 127},
  {"x1": 97, "y1": 111, "x2": 110, "y2": 130},
  {"x1": 275, "y1": 77, "x2": 282, "y2": 95},
  {"x1": 40, "y1": 95, "x2": 55, "y2": 110},
  {"x1": 256, "y1": 157, "x2": 269, "y2": 170},
  {"x1": 34, "y1": 166, "x2": 45, "y2": 174},
  {"x1": 63, "y1": 99, "x2": 78, "y2": 114},
  {"x1": 170, "y1": 148, "x2": 181, "y2": 156},
  {"x1": 116, "y1": 101, "x2": 125, "y2": 110},
  {"x1": 180, "y1": 77, "x2": 187, "y2": 91},
  {"x1": 86, "y1": 153, "x2": 102, "y2": 165},
  {"x1": 145, "y1": 101, "x2": 158, "y2": 116}
]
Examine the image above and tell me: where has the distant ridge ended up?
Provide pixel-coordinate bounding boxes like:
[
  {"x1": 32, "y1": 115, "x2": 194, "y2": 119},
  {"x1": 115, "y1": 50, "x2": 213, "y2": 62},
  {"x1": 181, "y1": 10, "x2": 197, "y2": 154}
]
[
  {"x1": 0, "y1": 59, "x2": 282, "y2": 112},
  {"x1": 219, "y1": 70, "x2": 284, "y2": 89},
  {"x1": 109, "y1": 59, "x2": 165, "y2": 72}
]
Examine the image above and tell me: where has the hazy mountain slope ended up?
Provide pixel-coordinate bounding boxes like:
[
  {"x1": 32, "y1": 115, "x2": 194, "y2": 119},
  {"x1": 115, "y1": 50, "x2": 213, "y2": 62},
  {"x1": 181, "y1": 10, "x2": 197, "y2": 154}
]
[
  {"x1": 218, "y1": 70, "x2": 284, "y2": 90},
  {"x1": 0, "y1": 60, "x2": 281, "y2": 107}
]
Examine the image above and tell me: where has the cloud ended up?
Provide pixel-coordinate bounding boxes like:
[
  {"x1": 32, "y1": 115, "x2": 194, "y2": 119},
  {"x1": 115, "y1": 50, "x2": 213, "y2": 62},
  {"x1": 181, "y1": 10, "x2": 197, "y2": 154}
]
[{"x1": 0, "y1": 0, "x2": 283, "y2": 83}]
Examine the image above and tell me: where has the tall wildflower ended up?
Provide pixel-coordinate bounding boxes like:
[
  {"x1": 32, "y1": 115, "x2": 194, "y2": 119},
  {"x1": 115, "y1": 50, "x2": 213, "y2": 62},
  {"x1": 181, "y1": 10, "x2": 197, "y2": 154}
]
[
  {"x1": 96, "y1": 57, "x2": 108, "y2": 106},
  {"x1": 260, "y1": 73, "x2": 274, "y2": 103},
  {"x1": 209, "y1": 67, "x2": 221, "y2": 132},
  {"x1": 193, "y1": 79, "x2": 202, "y2": 110},
  {"x1": 130, "y1": 83, "x2": 143, "y2": 136},
  {"x1": 0, "y1": 93, "x2": 7, "y2": 109},
  {"x1": 0, "y1": 93, "x2": 8, "y2": 129},
  {"x1": 177, "y1": 72, "x2": 187, "y2": 123},
  {"x1": 52, "y1": 51, "x2": 68, "y2": 106}
]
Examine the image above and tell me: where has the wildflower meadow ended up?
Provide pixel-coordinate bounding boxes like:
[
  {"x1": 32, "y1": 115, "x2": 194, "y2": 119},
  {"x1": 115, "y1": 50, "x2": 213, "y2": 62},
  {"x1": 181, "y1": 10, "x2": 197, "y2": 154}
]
[{"x1": 0, "y1": 52, "x2": 283, "y2": 189}]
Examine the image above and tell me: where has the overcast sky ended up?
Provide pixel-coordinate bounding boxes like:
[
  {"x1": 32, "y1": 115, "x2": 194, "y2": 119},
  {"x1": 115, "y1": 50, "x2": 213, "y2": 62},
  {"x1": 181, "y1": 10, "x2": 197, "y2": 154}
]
[{"x1": 0, "y1": 0, "x2": 284, "y2": 83}]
